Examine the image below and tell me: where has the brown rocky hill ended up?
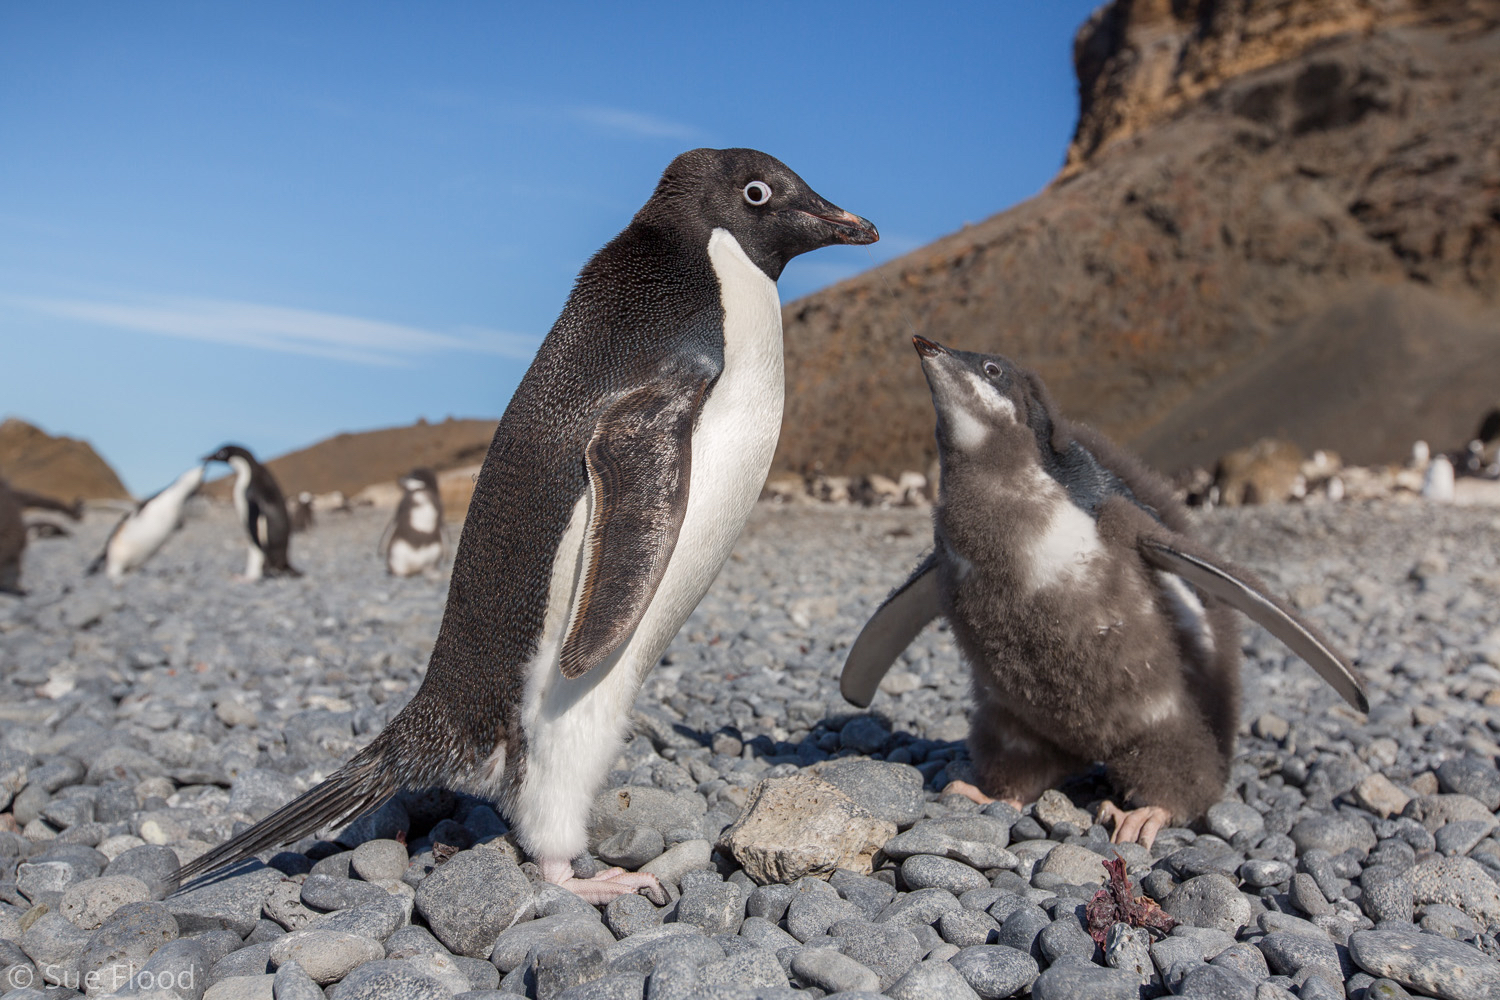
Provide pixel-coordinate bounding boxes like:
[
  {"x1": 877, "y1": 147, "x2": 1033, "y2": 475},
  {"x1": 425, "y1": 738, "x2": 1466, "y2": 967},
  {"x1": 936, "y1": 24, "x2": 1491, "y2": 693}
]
[
  {"x1": 773, "y1": 0, "x2": 1500, "y2": 478},
  {"x1": 202, "y1": 417, "x2": 497, "y2": 501},
  {"x1": 0, "y1": 418, "x2": 131, "y2": 501}
]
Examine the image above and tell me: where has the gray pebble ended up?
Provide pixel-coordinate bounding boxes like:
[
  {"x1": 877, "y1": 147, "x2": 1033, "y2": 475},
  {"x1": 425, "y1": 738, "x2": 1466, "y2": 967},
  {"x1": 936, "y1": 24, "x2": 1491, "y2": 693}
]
[
  {"x1": 1037, "y1": 915, "x2": 1095, "y2": 966},
  {"x1": 948, "y1": 943, "x2": 1039, "y2": 998},
  {"x1": 785, "y1": 884, "x2": 861, "y2": 942},
  {"x1": 350, "y1": 839, "x2": 409, "y2": 883},
  {"x1": 791, "y1": 947, "x2": 879, "y2": 993},
  {"x1": 1348, "y1": 928, "x2": 1500, "y2": 1000},
  {"x1": 831, "y1": 920, "x2": 922, "y2": 989},
  {"x1": 326, "y1": 959, "x2": 450, "y2": 1000},
  {"x1": 1435, "y1": 757, "x2": 1500, "y2": 811},
  {"x1": 605, "y1": 893, "x2": 662, "y2": 938},
  {"x1": 273, "y1": 959, "x2": 328, "y2": 1000},
  {"x1": 414, "y1": 848, "x2": 533, "y2": 958},
  {"x1": 1031, "y1": 963, "x2": 1140, "y2": 999},
  {"x1": 557, "y1": 970, "x2": 647, "y2": 999},
  {"x1": 598, "y1": 826, "x2": 666, "y2": 870},
  {"x1": 676, "y1": 881, "x2": 744, "y2": 936},
  {"x1": 1176, "y1": 963, "x2": 1258, "y2": 999},
  {"x1": 1162, "y1": 874, "x2": 1253, "y2": 934},
  {"x1": 885, "y1": 957, "x2": 982, "y2": 1000},
  {"x1": 105, "y1": 843, "x2": 182, "y2": 898},
  {"x1": 875, "y1": 887, "x2": 961, "y2": 928},
  {"x1": 936, "y1": 908, "x2": 999, "y2": 947},
  {"x1": 901, "y1": 854, "x2": 990, "y2": 896},
  {"x1": 74, "y1": 899, "x2": 179, "y2": 991},
  {"x1": 992, "y1": 904, "x2": 1048, "y2": 958},
  {"x1": 816, "y1": 759, "x2": 925, "y2": 827},
  {"x1": 1239, "y1": 859, "x2": 1292, "y2": 889},
  {"x1": 491, "y1": 914, "x2": 614, "y2": 973}
]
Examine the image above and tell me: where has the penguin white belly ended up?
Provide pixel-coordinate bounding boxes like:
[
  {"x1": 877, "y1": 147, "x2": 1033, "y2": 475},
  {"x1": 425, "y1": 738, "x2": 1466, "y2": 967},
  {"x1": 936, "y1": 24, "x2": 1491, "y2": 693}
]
[
  {"x1": 389, "y1": 538, "x2": 442, "y2": 576},
  {"x1": 510, "y1": 228, "x2": 784, "y2": 860},
  {"x1": 410, "y1": 493, "x2": 439, "y2": 533},
  {"x1": 107, "y1": 498, "x2": 181, "y2": 578}
]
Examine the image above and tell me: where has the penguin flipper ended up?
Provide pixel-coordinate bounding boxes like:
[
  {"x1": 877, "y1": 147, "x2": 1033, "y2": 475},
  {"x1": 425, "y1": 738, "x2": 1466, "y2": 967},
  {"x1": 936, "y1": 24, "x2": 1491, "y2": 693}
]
[
  {"x1": 840, "y1": 552, "x2": 942, "y2": 708},
  {"x1": 557, "y1": 378, "x2": 708, "y2": 680},
  {"x1": 1140, "y1": 538, "x2": 1369, "y2": 713}
]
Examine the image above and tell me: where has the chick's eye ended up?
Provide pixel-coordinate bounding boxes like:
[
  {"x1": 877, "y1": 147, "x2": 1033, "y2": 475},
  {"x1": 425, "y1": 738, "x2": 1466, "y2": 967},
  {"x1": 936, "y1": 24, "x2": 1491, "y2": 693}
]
[
  {"x1": 743, "y1": 180, "x2": 772, "y2": 206},
  {"x1": 984, "y1": 362, "x2": 1001, "y2": 377}
]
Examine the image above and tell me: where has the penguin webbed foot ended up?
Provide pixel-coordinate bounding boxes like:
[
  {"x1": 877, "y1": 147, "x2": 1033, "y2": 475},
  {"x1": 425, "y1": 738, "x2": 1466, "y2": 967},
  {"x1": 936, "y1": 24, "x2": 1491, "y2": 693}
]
[
  {"x1": 542, "y1": 859, "x2": 668, "y2": 906},
  {"x1": 941, "y1": 780, "x2": 1024, "y2": 812},
  {"x1": 1097, "y1": 801, "x2": 1172, "y2": 851}
]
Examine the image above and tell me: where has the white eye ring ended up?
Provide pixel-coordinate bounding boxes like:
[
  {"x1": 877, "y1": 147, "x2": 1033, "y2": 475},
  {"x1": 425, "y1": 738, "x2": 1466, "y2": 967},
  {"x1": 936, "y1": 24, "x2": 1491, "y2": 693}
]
[
  {"x1": 984, "y1": 362, "x2": 1001, "y2": 376},
  {"x1": 743, "y1": 180, "x2": 772, "y2": 206}
]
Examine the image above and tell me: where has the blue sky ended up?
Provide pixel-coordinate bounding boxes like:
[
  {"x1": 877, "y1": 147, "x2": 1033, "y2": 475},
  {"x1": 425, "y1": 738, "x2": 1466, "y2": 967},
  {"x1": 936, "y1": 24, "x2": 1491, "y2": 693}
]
[{"x1": 1, "y1": 2, "x2": 1101, "y2": 495}]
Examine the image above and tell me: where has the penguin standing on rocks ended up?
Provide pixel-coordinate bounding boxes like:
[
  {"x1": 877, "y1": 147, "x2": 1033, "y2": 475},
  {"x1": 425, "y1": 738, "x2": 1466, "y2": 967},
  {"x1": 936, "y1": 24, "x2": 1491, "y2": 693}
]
[
  {"x1": 204, "y1": 445, "x2": 298, "y2": 579},
  {"x1": 380, "y1": 468, "x2": 445, "y2": 577},
  {"x1": 178, "y1": 148, "x2": 877, "y2": 901},
  {"x1": 842, "y1": 337, "x2": 1366, "y2": 849},
  {"x1": 88, "y1": 464, "x2": 205, "y2": 581}
]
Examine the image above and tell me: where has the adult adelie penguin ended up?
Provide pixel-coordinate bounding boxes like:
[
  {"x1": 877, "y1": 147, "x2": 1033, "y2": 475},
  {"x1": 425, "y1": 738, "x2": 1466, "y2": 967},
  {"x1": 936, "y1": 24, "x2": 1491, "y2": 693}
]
[
  {"x1": 380, "y1": 468, "x2": 445, "y2": 577},
  {"x1": 842, "y1": 337, "x2": 1366, "y2": 849},
  {"x1": 88, "y1": 464, "x2": 205, "y2": 581},
  {"x1": 204, "y1": 444, "x2": 298, "y2": 579},
  {"x1": 179, "y1": 148, "x2": 877, "y2": 901}
]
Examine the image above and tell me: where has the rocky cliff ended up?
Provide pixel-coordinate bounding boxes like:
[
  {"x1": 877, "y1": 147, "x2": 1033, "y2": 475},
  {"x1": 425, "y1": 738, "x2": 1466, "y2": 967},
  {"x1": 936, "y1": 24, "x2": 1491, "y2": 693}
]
[
  {"x1": 0, "y1": 418, "x2": 131, "y2": 502},
  {"x1": 774, "y1": 0, "x2": 1500, "y2": 477}
]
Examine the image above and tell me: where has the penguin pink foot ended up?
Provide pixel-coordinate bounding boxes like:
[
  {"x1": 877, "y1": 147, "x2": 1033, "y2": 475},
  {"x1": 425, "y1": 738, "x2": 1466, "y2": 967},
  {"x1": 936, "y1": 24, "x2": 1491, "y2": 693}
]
[
  {"x1": 541, "y1": 858, "x2": 667, "y2": 905},
  {"x1": 1097, "y1": 802, "x2": 1172, "y2": 850},
  {"x1": 942, "y1": 780, "x2": 1023, "y2": 812}
]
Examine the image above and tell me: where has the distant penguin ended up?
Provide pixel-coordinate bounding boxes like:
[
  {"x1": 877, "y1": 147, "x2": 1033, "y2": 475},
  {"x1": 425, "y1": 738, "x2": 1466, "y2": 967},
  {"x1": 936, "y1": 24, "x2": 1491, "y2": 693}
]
[
  {"x1": 842, "y1": 337, "x2": 1366, "y2": 848},
  {"x1": 1422, "y1": 454, "x2": 1456, "y2": 502},
  {"x1": 0, "y1": 480, "x2": 82, "y2": 595},
  {"x1": 288, "y1": 491, "x2": 315, "y2": 533},
  {"x1": 203, "y1": 445, "x2": 298, "y2": 579},
  {"x1": 178, "y1": 149, "x2": 876, "y2": 901},
  {"x1": 88, "y1": 464, "x2": 205, "y2": 581},
  {"x1": 381, "y1": 468, "x2": 444, "y2": 577}
]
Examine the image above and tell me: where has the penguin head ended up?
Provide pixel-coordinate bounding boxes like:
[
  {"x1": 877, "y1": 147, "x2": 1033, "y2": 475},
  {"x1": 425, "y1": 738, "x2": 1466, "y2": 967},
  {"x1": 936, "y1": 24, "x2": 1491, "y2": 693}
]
[
  {"x1": 203, "y1": 444, "x2": 255, "y2": 465},
  {"x1": 638, "y1": 148, "x2": 877, "y2": 280},
  {"x1": 913, "y1": 336, "x2": 1043, "y2": 457},
  {"x1": 401, "y1": 468, "x2": 438, "y2": 493}
]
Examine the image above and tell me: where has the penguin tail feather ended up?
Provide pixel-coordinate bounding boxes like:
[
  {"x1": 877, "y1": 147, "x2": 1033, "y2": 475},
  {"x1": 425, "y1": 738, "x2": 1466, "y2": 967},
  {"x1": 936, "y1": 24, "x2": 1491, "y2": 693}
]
[{"x1": 176, "y1": 754, "x2": 396, "y2": 884}]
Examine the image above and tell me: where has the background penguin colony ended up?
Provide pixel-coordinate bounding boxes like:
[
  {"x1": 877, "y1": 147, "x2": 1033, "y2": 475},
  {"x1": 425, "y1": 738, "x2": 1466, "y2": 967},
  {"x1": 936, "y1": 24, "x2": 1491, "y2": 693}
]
[
  {"x1": 1, "y1": 146, "x2": 1389, "y2": 906},
  {"x1": 4, "y1": 443, "x2": 450, "y2": 594}
]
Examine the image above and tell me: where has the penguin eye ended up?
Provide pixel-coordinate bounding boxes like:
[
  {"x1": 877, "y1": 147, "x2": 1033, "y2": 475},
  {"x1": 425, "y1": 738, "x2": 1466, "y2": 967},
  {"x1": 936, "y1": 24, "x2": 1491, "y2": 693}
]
[
  {"x1": 742, "y1": 181, "x2": 772, "y2": 206},
  {"x1": 983, "y1": 362, "x2": 1001, "y2": 377}
]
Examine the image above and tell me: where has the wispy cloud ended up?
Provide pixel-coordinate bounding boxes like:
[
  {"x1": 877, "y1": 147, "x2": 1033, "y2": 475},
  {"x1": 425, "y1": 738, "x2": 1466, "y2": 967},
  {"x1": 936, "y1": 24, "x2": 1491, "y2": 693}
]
[
  {"x1": 565, "y1": 105, "x2": 702, "y2": 141},
  {"x1": 11, "y1": 295, "x2": 539, "y2": 367}
]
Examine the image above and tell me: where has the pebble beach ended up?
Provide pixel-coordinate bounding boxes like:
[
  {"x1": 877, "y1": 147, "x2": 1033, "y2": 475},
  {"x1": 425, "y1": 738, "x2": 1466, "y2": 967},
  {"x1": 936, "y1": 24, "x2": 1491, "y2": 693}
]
[{"x1": 2, "y1": 498, "x2": 1500, "y2": 999}]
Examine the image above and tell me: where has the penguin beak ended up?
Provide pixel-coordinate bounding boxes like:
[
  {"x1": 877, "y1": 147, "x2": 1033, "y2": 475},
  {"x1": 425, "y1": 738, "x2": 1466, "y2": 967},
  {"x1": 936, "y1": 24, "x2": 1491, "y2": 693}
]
[
  {"x1": 797, "y1": 205, "x2": 879, "y2": 246},
  {"x1": 913, "y1": 336, "x2": 946, "y2": 358}
]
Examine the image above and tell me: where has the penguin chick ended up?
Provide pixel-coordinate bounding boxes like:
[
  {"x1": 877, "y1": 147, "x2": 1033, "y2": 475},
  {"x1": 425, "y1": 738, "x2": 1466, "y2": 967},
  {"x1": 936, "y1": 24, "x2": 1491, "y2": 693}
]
[
  {"x1": 842, "y1": 337, "x2": 1367, "y2": 849},
  {"x1": 178, "y1": 148, "x2": 877, "y2": 903},
  {"x1": 88, "y1": 464, "x2": 205, "y2": 581},
  {"x1": 204, "y1": 444, "x2": 299, "y2": 579},
  {"x1": 381, "y1": 468, "x2": 445, "y2": 577}
]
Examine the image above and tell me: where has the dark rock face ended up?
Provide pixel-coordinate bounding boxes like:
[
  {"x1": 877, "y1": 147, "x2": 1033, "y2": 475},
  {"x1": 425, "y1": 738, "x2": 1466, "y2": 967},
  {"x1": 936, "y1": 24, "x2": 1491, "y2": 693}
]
[{"x1": 774, "y1": 0, "x2": 1500, "y2": 479}]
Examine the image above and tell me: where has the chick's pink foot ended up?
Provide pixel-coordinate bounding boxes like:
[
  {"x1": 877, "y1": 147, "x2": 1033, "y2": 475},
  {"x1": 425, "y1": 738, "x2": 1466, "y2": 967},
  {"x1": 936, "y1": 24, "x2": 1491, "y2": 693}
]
[
  {"x1": 1097, "y1": 801, "x2": 1172, "y2": 851},
  {"x1": 942, "y1": 780, "x2": 1023, "y2": 811}
]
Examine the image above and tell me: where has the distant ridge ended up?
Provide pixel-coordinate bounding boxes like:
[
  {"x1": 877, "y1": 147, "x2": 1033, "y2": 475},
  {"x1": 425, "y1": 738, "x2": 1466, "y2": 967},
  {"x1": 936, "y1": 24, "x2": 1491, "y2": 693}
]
[
  {"x1": 0, "y1": 417, "x2": 131, "y2": 501},
  {"x1": 203, "y1": 417, "x2": 497, "y2": 500}
]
